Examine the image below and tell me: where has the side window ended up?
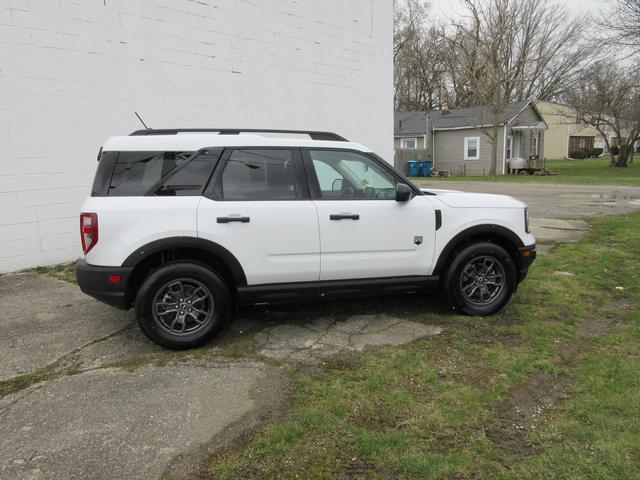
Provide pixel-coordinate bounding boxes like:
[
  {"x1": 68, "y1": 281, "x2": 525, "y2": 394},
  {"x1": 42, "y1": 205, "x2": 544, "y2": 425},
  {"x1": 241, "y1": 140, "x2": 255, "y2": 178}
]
[
  {"x1": 154, "y1": 149, "x2": 222, "y2": 196},
  {"x1": 313, "y1": 159, "x2": 343, "y2": 191},
  {"x1": 219, "y1": 149, "x2": 299, "y2": 201},
  {"x1": 401, "y1": 138, "x2": 417, "y2": 149},
  {"x1": 308, "y1": 150, "x2": 397, "y2": 200},
  {"x1": 108, "y1": 151, "x2": 193, "y2": 196},
  {"x1": 464, "y1": 137, "x2": 480, "y2": 160}
]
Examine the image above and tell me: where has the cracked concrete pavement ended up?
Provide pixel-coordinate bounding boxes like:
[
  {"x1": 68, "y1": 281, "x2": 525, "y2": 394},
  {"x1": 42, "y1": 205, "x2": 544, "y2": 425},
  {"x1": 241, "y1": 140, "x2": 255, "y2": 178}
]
[
  {"x1": 2, "y1": 181, "x2": 639, "y2": 479},
  {"x1": 0, "y1": 362, "x2": 283, "y2": 480},
  {"x1": 256, "y1": 314, "x2": 442, "y2": 361},
  {"x1": 0, "y1": 273, "x2": 441, "y2": 480}
]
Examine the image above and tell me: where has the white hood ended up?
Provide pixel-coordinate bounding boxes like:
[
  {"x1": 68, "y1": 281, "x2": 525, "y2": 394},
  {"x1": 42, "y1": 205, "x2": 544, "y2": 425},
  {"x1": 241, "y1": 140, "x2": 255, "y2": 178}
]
[{"x1": 420, "y1": 188, "x2": 525, "y2": 209}]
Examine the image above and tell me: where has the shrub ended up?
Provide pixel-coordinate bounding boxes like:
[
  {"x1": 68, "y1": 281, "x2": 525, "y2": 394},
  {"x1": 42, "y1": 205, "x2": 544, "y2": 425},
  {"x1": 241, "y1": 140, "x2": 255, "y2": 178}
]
[
  {"x1": 591, "y1": 148, "x2": 603, "y2": 157},
  {"x1": 571, "y1": 149, "x2": 588, "y2": 159},
  {"x1": 611, "y1": 146, "x2": 620, "y2": 155}
]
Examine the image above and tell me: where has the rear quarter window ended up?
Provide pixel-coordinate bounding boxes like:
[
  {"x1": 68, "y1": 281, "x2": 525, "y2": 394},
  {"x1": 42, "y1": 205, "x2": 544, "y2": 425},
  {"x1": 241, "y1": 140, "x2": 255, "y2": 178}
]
[
  {"x1": 91, "y1": 151, "x2": 118, "y2": 197},
  {"x1": 106, "y1": 151, "x2": 193, "y2": 196}
]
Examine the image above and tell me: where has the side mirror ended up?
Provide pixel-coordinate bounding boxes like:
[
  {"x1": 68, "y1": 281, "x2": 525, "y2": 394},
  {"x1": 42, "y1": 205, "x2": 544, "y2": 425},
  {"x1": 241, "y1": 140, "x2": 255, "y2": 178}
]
[
  {"x1": 395, "y1": 183, "x2": 412, "y2": 202},
  {"x1": 332, "y1": 178, "x2": 343, "y2": 191}
]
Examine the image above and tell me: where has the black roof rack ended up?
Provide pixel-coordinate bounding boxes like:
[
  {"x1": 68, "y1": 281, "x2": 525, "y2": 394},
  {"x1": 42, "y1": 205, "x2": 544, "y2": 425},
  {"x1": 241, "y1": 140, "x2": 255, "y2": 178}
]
[{"x1": 129, "y1": 128, "x2": 348, "y2": 142}]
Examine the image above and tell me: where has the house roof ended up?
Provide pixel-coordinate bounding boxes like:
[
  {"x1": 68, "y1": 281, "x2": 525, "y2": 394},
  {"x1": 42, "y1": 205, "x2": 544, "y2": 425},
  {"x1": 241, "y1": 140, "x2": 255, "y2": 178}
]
[{"x1": 395, "y1": 100, "x2": 542, "y2": 135}]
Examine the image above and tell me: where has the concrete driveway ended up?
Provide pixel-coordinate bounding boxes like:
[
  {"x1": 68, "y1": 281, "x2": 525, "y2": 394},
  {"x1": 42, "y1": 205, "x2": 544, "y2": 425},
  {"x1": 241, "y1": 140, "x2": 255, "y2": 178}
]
[
  {"x1": 1, "y1": 181, "x2": 639, "y2": 480},
  {"x1": 0, "y1": 276, "x2": 440, "y2": 480},
  {"x1": 416, "y1": 180, "x2": 640, "y2": 243}
]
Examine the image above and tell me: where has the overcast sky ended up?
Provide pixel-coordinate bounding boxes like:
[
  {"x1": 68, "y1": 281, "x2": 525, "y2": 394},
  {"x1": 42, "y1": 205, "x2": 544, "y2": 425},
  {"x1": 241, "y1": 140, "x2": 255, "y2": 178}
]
[{"x1": 427, "y1": 0, "x2": 606, "y2": 22}]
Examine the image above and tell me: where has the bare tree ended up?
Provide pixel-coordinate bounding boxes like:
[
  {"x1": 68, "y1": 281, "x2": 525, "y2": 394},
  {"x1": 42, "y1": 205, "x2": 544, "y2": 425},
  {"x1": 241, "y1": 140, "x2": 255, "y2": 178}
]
[
  {"x1": 441, "y1": 0, "x2": 590, "y2": 174},
  {"x1": 394, "y1": 1, "x2": 450, "y2": 110},
  {"x1": 602, "y1": 0, "x2": 640, "y2": 57},
  {"x1": 565, "y1": 61, "x2": 640, "y2": 167}
]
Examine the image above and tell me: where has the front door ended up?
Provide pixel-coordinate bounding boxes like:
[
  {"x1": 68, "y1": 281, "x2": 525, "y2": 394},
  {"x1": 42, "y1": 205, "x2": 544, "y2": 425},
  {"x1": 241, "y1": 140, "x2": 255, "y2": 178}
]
[
  {"x1": 197, "y1": 148, "x2": 319, "y2": 285},
  {"x1": 303, "y1": 149, "x2": 436, "y2": 281},
  {"x1": 513, "y1": 132, "x2": 521, "y2": 158}
]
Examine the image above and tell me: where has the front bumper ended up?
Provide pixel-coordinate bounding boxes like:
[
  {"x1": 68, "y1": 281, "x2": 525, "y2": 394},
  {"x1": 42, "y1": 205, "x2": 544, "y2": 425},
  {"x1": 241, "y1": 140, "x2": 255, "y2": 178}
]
[
  {"x1": 76, "y1": 259, "x2": 133, "y2": 310},
  {"x1": 517, "y1": 244, "x2": 537, "y2": 282}
]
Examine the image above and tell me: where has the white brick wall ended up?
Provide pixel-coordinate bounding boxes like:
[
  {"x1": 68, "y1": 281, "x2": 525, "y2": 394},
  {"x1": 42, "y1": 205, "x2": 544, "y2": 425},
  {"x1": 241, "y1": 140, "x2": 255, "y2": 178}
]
[{"x1": 0, "y1": 0, "x2": 393, "y2": 273}]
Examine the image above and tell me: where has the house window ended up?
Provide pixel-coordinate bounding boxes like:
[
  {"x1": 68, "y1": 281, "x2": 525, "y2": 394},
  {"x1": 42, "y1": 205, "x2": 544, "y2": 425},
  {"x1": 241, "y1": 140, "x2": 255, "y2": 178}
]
[
  {"x1": 464, "y1": 137, "x2": 480, "y2": 160},
  {"x1": 532, "y1": 132, "x2": 539, "y2": 156},
  {"x1": 506, "y1": 136, "x2": 513, "y2": 159},
  {"x1": 401, "y1": 138, "x2": 417, "y2": 149}
]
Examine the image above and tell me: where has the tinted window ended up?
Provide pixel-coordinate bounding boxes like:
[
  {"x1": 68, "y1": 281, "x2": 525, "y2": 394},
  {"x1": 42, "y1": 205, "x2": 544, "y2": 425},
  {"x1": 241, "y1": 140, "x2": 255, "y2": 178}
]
[
  {"x1": 154, "y1": 149, "x2": 222, "y2": 196},
  {"x1": 91, "y1": 151, "x2": 118, "y2": 197},
  {"x1": 108, "y1": 151, "x2": 193, "y2": 196},
  {"x1": 219, "y1": 149, "x2": 299, "y2": 200},
  {"x1": 309, "y1": 150, "x2": 397, "y2": 200}
]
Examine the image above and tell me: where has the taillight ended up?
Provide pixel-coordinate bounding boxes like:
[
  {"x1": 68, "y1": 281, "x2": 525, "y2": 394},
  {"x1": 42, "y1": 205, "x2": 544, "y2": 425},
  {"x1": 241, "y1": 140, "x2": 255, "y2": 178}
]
[{"x1": 80, "y1": 212, "x2": 98, "y2": 254}]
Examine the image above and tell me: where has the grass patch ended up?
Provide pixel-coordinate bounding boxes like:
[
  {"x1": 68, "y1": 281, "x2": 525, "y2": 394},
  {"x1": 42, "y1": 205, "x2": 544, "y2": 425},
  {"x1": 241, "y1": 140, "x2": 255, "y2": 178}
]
[
  {"x1": 209, "y1": 211, "x2": 640, "y2": 479},
  {"x1": 416, "y1": 157, "x2": 640, "y2": 185},
  {"x1": 32, "y1": 262, "x2": 77, "y2": 284}
]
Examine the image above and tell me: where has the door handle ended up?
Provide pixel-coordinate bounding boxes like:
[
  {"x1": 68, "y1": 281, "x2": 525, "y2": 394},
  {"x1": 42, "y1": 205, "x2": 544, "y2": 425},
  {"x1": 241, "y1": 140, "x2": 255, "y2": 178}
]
[
  {"x1": 217, "y1": 216, "x2": 250, "y2": 223},
  {"x1": 330, "y1": 213, "x2": 360, "y2": 220}
]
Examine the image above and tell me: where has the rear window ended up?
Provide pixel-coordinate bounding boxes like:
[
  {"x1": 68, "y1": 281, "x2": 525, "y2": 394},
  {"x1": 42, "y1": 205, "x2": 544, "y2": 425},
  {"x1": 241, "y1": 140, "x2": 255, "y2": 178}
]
[{"x1": 107, "y1": 151, "x2": 193, "y2": 196}]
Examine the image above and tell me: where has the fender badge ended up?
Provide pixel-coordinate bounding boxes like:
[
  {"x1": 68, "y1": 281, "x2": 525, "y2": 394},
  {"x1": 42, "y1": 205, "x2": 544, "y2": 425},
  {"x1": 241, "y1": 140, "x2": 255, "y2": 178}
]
[{"x1": 414, "y1": 236, "x2": 423, "y2": 245}]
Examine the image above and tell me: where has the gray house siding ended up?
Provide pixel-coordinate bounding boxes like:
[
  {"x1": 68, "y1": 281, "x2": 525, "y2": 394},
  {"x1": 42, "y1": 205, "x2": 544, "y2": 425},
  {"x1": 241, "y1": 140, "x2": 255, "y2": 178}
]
[
  {"x1": 395, "y1": 102, "x2": 546, "y2": 176},
  {"x1": 433, "y1": 127, "x2": 506, "y2": 175},
  {"x1": 510, "y1": 105, "x2": 540, "y2": 124}
]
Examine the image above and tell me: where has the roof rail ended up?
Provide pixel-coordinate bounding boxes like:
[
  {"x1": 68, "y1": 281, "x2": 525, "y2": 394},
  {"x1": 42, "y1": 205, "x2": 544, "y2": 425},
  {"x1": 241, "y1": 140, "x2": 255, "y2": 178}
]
[{"x1": 129, "y1": 128, "x2": 348, "y2": 141}]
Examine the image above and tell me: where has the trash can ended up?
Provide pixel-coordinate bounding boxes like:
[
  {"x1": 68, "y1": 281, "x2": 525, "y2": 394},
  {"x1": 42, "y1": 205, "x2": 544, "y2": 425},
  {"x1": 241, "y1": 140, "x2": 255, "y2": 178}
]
[
  {"x1": 420, "y1": 160, "x2": 432, "y2": 177},
  {"x1": 407, "y1": 160, "x2": 420, "y2": 177}
]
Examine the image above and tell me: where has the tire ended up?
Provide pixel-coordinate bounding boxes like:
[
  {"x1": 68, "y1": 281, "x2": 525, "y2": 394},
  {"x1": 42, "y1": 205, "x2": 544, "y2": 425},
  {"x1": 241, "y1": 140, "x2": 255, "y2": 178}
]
[
  {"x1": 444, "y1": 242, "x2": 516, "y2": 316},
  {"x1": 135, "y1": 262, "x2": 231, "y2": 349}
]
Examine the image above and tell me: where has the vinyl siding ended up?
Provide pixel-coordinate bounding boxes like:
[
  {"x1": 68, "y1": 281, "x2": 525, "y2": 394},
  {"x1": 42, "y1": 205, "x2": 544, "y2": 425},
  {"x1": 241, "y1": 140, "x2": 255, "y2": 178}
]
[
  {"x1": 433, "y1": 127, "x2": 506, "y2": 175},
  {"x1": 511, "y1": 105, "x2": 541, "y2": 124}
]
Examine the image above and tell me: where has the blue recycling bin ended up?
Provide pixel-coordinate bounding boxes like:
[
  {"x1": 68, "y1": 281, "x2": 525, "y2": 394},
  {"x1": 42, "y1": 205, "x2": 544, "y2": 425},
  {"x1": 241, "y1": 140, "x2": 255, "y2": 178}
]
[
  {"x1": 420, "y1": 160, "x2": 432, "y2": 177},
  {"x1": 407, "y1": 160, "x2": 420, "y2": 177}
]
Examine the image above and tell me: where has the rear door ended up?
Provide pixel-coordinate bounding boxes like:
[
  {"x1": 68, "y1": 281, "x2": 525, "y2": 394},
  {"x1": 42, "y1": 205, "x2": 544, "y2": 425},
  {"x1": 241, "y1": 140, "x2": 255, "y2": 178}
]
[
  {"x1": 197, "y1": 148, "x2": 320, "y2": 285},
  {"x1": 304, "y1": 149, "x2": 436, "y2": 281}
]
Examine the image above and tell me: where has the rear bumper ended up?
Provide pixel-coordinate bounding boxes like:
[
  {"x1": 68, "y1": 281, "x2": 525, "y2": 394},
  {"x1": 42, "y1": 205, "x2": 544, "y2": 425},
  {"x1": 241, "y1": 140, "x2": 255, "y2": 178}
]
[
  {"x1": 75, "y1": 259, "x2": 133, "y2": 310},
  {"x1": 517, "y1": 244, "x2": 537, "y2": 282}
]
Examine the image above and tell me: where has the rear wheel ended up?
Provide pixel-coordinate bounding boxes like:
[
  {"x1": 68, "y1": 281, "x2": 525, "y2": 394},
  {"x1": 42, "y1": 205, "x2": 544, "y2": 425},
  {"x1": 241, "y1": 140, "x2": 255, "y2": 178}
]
[
  {"x1": 444, "y1": 242, "x2": 516, "y2": 316},
  {"x1": 135, "y1": 262, "x2": 230, "y2": 349}
]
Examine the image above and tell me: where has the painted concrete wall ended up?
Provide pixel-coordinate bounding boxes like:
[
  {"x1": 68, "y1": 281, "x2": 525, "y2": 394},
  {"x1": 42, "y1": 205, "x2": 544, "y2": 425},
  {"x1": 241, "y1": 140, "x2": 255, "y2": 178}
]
[{"x1": 0, "y1": 0, "x2": 393, "y2": 272}]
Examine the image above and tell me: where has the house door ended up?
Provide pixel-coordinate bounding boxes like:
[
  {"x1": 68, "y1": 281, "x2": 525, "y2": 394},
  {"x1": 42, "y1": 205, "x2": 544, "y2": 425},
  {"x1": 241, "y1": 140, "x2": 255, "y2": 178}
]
[{"x1": 512, "y1": 132, "x2": 521, "y2": 158}]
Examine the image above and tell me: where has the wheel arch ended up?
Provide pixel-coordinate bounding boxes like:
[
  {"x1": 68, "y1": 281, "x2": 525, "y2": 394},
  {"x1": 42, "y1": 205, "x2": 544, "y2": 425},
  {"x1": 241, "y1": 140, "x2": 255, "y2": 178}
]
[
  {"x1": 122, "y1": 237, "x2": 247, "y2": 305},
  {"x1": 433, "y1": 224, "x2": 524, "y2": 277}
]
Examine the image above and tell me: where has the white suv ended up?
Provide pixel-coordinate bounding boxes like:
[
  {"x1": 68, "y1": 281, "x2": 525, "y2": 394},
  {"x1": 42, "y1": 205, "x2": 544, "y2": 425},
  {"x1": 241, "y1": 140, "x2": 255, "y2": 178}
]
[{"x1": 76, "y1": 129, "x2": 536, "y2": 349}]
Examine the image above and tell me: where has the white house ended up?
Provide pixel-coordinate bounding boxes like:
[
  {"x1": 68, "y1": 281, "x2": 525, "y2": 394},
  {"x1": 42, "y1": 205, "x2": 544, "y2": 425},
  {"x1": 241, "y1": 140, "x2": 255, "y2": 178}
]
[{"x1": 0, "y1": 0, "x2": 393, "y2": 273}]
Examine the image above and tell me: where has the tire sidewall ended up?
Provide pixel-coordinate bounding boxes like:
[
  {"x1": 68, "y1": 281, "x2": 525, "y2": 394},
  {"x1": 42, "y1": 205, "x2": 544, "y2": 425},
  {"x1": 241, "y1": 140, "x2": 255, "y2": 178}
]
[
  {"x1": 135, "y1": 262, "x2": 230, "y2": 349},
  {"x1": 445, "y1": 242, "x2": 516, "y2": 316}
]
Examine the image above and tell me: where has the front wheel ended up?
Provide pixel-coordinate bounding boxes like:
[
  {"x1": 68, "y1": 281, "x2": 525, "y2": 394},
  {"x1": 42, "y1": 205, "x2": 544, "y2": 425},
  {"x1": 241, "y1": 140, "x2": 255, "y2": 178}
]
[
  {"x1": 135, "y1": 262, "x2": 231, "y2": 349},
  {"x1": 444, "y1": 242, "x2": 516, "y2": 316}
]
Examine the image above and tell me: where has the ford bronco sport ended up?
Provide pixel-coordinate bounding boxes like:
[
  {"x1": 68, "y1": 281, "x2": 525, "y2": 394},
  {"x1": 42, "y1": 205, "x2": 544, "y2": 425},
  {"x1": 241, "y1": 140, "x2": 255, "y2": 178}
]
[{"x1": 76, "y1": 129, "x2": 536, "y2": 349}]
